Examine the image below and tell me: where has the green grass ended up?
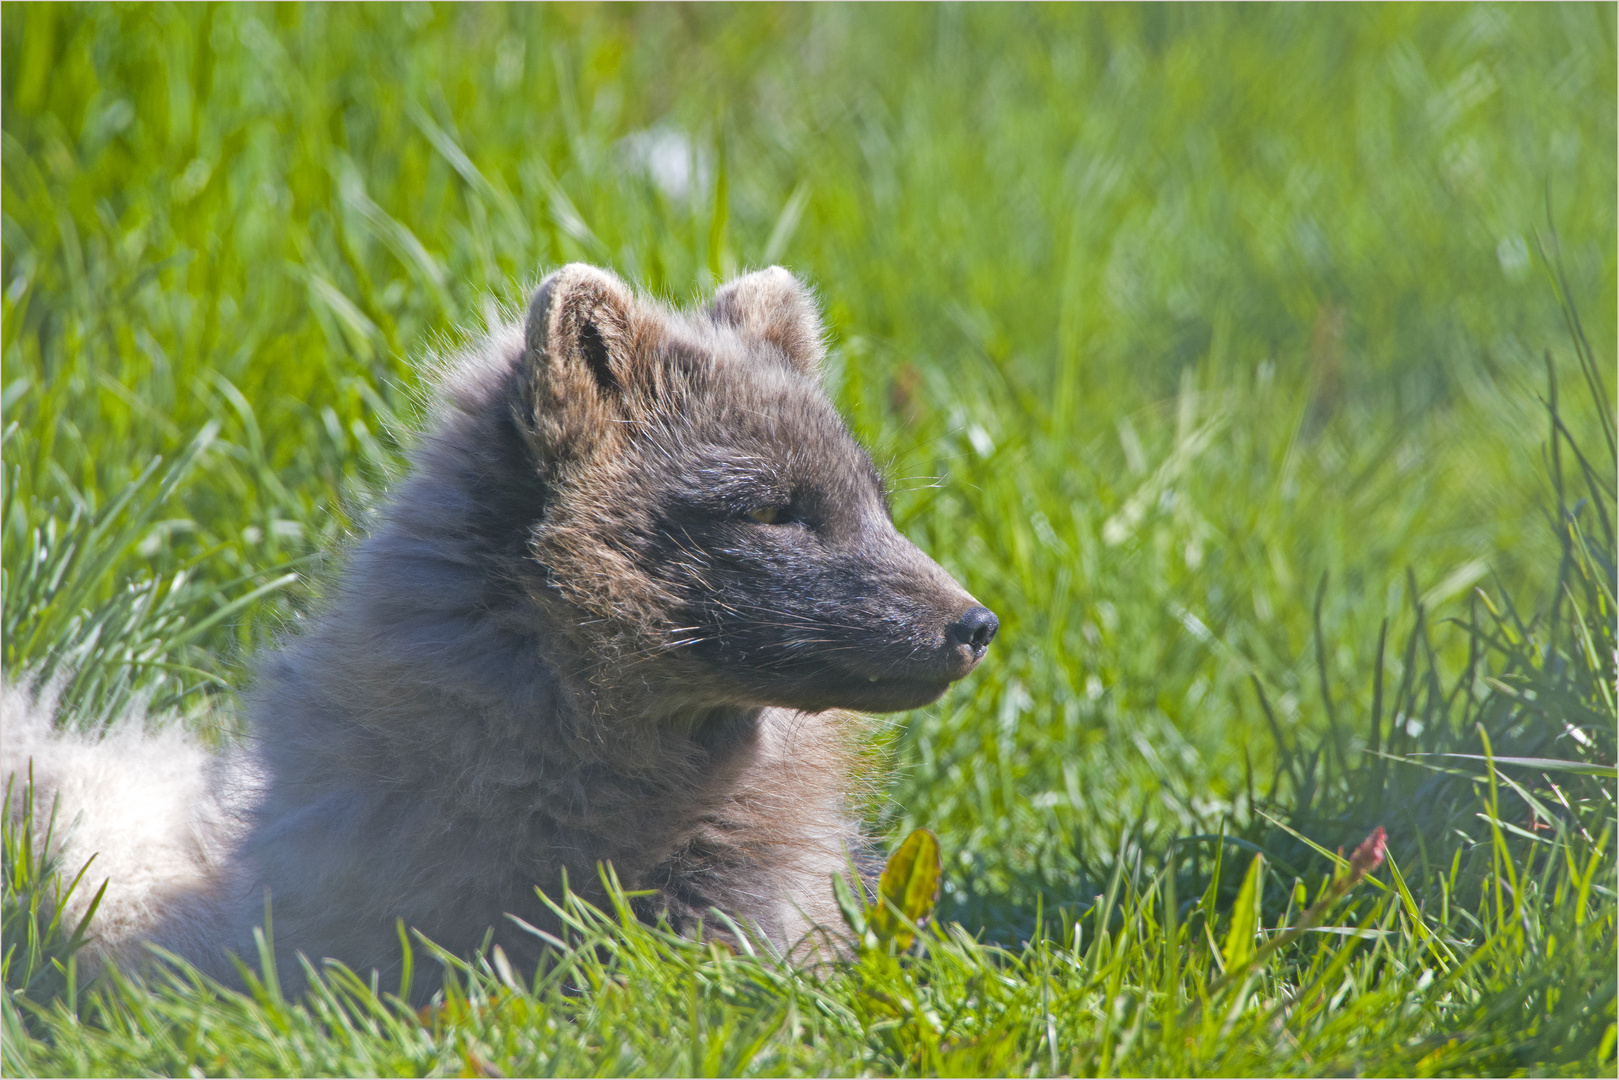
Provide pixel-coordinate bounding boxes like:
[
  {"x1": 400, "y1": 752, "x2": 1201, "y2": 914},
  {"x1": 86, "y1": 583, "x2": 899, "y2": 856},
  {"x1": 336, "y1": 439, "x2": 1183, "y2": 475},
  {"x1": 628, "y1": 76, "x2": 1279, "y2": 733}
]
[{"x1": 2, "y1": 4, "x2": 1615, "y2": 1075}]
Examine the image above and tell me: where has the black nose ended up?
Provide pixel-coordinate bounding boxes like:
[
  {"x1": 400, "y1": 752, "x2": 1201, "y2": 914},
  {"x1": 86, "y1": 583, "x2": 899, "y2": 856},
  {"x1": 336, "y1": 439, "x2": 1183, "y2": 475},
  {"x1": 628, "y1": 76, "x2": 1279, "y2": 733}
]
[{"x1": 947, "y1": 606, "x2": 999, "y2": 652}]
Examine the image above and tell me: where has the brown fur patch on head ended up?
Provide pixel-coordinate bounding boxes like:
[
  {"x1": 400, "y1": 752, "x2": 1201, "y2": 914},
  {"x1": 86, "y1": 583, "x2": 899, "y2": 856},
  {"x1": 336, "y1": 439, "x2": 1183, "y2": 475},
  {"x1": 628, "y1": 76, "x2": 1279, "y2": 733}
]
[
  {"x1": 708, "y1": 266, "x2": 826, "y2": 376},
  {"x1": 513, "y1": 265, "x2": 684, "y2": 651}
]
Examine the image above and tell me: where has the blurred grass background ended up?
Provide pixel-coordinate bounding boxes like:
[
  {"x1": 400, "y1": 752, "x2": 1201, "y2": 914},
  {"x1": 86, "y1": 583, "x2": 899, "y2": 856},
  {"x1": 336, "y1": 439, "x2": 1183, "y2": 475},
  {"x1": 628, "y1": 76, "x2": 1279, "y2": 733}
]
[
  {"x1": 2, "y1": 0, "x2": 1613, "y2": 940},
  {"x1": 3, "y1": 5, "x2": 1616, "y2": 1074}
]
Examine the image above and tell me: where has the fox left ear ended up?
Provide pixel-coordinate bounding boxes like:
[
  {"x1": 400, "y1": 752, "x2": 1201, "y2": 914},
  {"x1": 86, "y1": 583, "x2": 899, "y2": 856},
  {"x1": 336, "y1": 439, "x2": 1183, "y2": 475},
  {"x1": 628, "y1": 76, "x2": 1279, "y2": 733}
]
[
  {"x1": 709, "y1": 266, "x2": 825, "y2": 376},
  {"x1": 519, "y1": 263, "x2": 641, "y2": 463}
]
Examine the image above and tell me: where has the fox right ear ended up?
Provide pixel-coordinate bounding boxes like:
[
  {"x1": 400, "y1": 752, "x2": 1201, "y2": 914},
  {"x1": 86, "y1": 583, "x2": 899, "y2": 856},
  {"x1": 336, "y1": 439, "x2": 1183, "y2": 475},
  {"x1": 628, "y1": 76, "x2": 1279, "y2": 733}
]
[
  {"x1": 709, "y1": 266, "x2": 825, "y2": 376},
  {"x1": 520, "y1": 264, "x2": 639, "y2": 459}
]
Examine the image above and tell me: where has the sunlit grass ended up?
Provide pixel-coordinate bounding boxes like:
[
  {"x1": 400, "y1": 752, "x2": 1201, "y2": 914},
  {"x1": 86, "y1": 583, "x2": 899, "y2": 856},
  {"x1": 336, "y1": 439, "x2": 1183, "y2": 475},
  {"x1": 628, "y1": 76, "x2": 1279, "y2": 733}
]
[{"x1": 1, "y1": 4, "x2": 1614, "y2": 1075}]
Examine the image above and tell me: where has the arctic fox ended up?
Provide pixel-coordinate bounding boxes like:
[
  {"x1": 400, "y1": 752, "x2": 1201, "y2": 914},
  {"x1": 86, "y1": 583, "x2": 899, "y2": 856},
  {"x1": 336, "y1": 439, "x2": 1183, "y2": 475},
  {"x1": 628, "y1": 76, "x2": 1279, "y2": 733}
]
[{"x1": 3, "y1": 265, "x2": 998, "y2": 995}]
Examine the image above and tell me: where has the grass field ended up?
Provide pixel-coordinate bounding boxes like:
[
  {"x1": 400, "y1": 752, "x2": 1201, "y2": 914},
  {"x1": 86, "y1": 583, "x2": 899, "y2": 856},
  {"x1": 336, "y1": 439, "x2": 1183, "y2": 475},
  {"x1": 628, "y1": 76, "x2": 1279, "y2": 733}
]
[{"x1": 2, "y1": 4, "x2": 1615, "y2": 1075}]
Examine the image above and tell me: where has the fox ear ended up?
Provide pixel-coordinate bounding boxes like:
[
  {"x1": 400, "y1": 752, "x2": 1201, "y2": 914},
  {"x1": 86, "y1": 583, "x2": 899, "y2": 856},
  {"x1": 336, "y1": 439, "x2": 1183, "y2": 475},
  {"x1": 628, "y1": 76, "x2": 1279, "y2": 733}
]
[
  {"x1": 709, "y1": 266, "x2": 825, "y2": 375},
  {"x1": 525, "y1": 263, "x2": 638, "y2": 395},
  {"x1": 521, "y1": 264, "x2": 638, "y2": 458}
]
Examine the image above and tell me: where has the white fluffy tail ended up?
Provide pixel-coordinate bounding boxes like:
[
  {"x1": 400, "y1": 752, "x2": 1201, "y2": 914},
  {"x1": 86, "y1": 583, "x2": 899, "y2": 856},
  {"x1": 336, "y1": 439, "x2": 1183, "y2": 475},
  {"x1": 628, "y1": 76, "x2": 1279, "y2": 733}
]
[{"x1": 1, "y1": 681, "x2": 246, "y2": 966}]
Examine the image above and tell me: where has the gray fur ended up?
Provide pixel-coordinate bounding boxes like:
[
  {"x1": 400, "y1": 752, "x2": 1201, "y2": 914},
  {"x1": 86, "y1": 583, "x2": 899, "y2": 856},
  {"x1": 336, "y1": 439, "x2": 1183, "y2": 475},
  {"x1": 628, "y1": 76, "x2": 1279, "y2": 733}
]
[{"x1": 4, "y1": 265, "x2": 996, "y2": 997}]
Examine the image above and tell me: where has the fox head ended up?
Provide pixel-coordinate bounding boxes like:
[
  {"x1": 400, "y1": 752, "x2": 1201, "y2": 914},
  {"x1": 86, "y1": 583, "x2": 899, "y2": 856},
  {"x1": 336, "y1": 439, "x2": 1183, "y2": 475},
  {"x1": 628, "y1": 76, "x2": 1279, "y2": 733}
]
[{"x1": 434, "y1": 264, "x2": 997, "y2": 718}]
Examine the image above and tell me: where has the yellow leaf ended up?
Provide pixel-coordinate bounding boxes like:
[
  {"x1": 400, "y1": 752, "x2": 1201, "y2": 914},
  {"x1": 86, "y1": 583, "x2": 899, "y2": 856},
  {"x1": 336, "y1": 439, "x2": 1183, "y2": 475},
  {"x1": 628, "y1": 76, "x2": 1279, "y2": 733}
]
[{"x1": 871, "y1": 829, "x2": 942, "y2": 950}]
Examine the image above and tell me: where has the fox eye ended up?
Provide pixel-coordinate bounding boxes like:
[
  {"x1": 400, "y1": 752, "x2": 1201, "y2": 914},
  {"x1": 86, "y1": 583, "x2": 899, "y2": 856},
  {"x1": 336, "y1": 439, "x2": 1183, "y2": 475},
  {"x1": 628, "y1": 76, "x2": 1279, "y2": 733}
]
[{"x1": 746, "y1": 505, "x2": 789, "y2": 525}]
